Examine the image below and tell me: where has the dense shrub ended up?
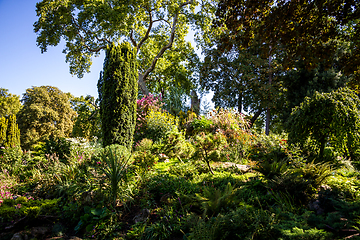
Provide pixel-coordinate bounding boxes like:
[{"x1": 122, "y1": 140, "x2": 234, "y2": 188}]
[{"x1": 144, "y1": 109, "x2": 178, "y2": 143}]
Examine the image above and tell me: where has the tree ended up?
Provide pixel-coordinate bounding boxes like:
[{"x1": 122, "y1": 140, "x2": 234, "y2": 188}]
[
  {"x1": 98, "y1": 43, "x2": 138, "y2": 148},
  {"x1": 281, "y1": 61, "x2": 349, "y2": 125},
  {"x1": 0, "y1": 115, "x2": 21, "y2": 148},
  {"x1": 0, "y1": 88, "x2": 21, "y2": 118},
  {"x1": 17, "y1": 86, "x2": 76, "y2": 149},
  {"x1": 288, "y1": 87, "x2": 360, "y2": 159},
  {"x1": 214, "y1": 0, "x2": 360, "y2": 75},
  {"x1": 34, "y1": 0, "x2": 198, "y2": 95},
  {"x1": 200, "y1": 41, "x2": 283, "y2": 128},
  {"x1": 71, "y1": 95, "x2": 101, "y2": 140}
]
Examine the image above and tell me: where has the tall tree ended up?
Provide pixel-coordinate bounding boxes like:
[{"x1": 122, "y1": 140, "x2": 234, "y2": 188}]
[
  {"x1": 0, "y1": 88, "x2": 21, "y2": 118},
  {"x1": 98, "y1": 43, "x2": 138, "y2": 148},
  {"x1": 17, "y1": 86, "x2": 76, "y2": 149},
  {"x1": 281, "y1": 61, "x2": 349, "y2": 125},
  {"x1": 34, "y1": 0, "x2": 198, "y2": 95},
  {"x1": 70, "y1": 95, "x2": 101, "y2": 141},
  {"x1": 214, "y1": 0, "x2": 360, "y2": 76}
]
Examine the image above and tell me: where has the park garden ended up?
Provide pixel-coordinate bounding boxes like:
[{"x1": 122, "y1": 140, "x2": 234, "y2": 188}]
[{"x1": 1, "y1": 0, "x2": 360, "y2": 239}]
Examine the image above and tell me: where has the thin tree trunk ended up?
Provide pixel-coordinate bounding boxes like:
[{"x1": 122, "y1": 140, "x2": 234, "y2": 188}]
[
  {"x1": 249, "y1": 109, "x2": 263, "y2": 128},
  {"x1": 265, "y1": 46, "x2": 272, "y2": 135}
]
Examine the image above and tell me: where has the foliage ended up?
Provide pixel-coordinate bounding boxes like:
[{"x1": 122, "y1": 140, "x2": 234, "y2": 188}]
[
  {"x1": 99, "y1": 144, "x2": 132, "y2": 205},
  {"x1": 135, "y1": 94, "x2": 163, "y2": 142},
  {"x1": 269, "y1": 161, "x2": 333, "y2": 205},
  {"x1": 0, "y1": 88, "x2": 21, "y2": 118},
  {"x1": 186, "y1": 182, "x2": 238, "y2": 217},
  {"x1": 34, "y1": 0, "x2": 198, "y2": 95},
  {"x1": 214, "y1": 0, "x2": 360, "y2": 75},
  {"x1": 17, "y1": 86, "x2": 76, "y2": 150},
  {"x1": 281, "y1": 62, "x2": 349, "y2": 124},
  {"x1": 98, "y1": 42, "x2": 138, "y2": 148},
  {"x1": 0, "y1": 146, "x2": 23, "y2": 176},
  {"x1": 144, "y1": 109, "x2": 179, "y2": 143},
  {"x1": 71, "y1": 95, "x2": 101, "y2": 140},
  {"x1": 188, "y1": 115, "x2": 213, "y2": 135},
  {"x1": 192, "y1": 131, "x2": 227, "y2": 174},
  {"x1": 288, "y1": 87, "x2": 360, "y2": 159},
  {"x1": 133, "y1": 139, "x2": 158, "y2": 178},
  {"x1": 44, "y1": 136, "x2": 72, "y2": 162},
  {"x1": 0, "y1": 197, "x2": 60, "y2": 223},
  {"x1": 0, "y1": 115, "x2": 20, "y2": 148},
  {"x1": 163, "y1": 128, "x2": 195, "y2": 161},
  {"x1": 188, "y1": 206, "x2": 278, "y2": 240}
]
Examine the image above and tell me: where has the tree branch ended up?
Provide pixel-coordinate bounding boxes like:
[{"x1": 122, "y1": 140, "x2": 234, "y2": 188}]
[
  {"x1": 137, "y1": 7, "x2": 154, "y2": 53},
  {"x1": 70, "y1": 14, "x2": 110, "y2": 52},
  {"x1": 142, "y1": 0, "x2": 193, "y2": 82},
  {"x1": 249, "y1": 109, "x2": 263, "y2": 128},
  {"x1": 130, "y1": 30, "x2": 138, "y2": 47}
]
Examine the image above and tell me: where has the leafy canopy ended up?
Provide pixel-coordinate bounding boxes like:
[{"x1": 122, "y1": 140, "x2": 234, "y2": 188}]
[
  {"x1": 17, "y1": 86, "x2": 76, "y2": 149},
  {"x1": 34, "y1": 0, "x2": 198, "y2": 95},
  {"x1": 0, "y1": 88, "x2": 21, "y2": 118}
]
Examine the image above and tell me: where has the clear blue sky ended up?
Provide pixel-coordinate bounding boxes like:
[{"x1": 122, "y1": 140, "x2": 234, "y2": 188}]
[
  {"x1": 0, "y1": 0, "x2": 104, "y2": 98},
  {"x1": 0, "y1": 0, "x2": 213, "y2": 110}
]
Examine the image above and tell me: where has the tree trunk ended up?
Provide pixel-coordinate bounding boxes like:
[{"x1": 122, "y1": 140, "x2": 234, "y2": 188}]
[
  {"x1": 238, "y1": 92, "x2": 243, "y2": 113},
  {"x1": 265, "y1": 46, "x2": 272, "y2": 135},
  {"x1": 249, "y1": 109, "x2": 263, "y2": 128},
  {"x1": 138, "y1": 73, "x2": 150, "y2": 96}
]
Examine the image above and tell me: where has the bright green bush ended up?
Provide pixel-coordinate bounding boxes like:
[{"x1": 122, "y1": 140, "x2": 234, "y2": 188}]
[
  {"x1": 288, "y1": 87, "x2": 360, "y2": 159},
  {"x1": 145, "y1": 109, "x2": 178, "y2": 142}
]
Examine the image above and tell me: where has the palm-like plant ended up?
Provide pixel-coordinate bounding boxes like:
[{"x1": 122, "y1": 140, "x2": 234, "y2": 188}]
[{"x1": 100, "y1": 146, "x2": 131, "y2": 206}]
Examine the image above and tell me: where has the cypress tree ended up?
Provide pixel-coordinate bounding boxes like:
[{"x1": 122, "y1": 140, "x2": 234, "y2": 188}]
[
  {"x1": 98, "y1": 42, "x2": 138, "y2": 148},
  {"x1": 0, "y1": 117, "x2": 7, "y2": 147},
  {"x1": 5, "y1": 115, "x2": 20, "y2": 148}
]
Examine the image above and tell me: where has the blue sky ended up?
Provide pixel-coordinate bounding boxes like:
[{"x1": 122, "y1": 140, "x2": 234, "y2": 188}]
[
  {"x1": 0, "y1": 0, "x2": 210, "y2": 104},
  {"x1": 0, "y1": 0, "x2": 109, "y2": 99},
  {"x1": 0, "y1": 0, "x2": 104, "y2": 98}
]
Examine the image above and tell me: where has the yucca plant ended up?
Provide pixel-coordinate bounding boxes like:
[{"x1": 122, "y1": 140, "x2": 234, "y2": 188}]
[{"x1": 100, "y1": 146, "x2": 131, "y2": 206}]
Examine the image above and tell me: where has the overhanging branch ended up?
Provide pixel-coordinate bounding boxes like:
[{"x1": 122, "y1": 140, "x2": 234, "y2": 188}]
[{"x1": 142, "y1": 0, "x2": 193, "y2": 82}]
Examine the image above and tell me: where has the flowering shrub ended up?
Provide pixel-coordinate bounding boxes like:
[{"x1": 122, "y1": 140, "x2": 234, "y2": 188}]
[
  {"x1": 208, "y1": 108, "x2": 250, "y2": 142},
  {"x1": 135, "y1": 94, "x2": 163, "y2": 142},
  {"x1": 0, "y1": 184, "x2": 12, "y2": 206}
]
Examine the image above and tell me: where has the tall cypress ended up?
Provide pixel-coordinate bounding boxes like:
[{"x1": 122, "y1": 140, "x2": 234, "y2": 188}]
[
  {"x1": 0, "y1": 117, "x2": 7, "y2": 147},
  {"x1": 98, "y1": 42, "x2": 138, "y2": 148},
  {"x1": 5, "y1": 115, "x2": 20, "y2": 148}
]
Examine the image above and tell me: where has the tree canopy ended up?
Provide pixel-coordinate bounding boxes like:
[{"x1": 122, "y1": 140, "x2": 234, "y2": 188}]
[
  {"x1": 17, "y1": 86, "x2": 76, "y2": 149},
  {"x1": 214, "y1": 0, "x2": 360, "y2": 74},
  {"x1": 0, "y1": 88, "x2": 21, "y2": 118},
  {"x1": 34, "y1": 0, "x2": 198, "y2": 95}
]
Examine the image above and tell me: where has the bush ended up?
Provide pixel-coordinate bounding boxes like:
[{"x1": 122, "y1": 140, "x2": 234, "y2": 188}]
[
  {"x1": 188, "y1": 206, "x2": 279, "y2": 240},
  {"x1": 145, "y1": 109, "x2": 178, "y2": 142},
  {"x1": 44, "y1": 136, "x2": 71, "y2": 161},
  {"x1": 135, "y1": 94, "x2": 163, "y2": 142}
]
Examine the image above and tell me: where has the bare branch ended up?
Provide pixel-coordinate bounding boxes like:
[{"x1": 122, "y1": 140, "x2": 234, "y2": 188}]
[{"x1": 142, "y1": 0, "x2": 193, "y2": 82}]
